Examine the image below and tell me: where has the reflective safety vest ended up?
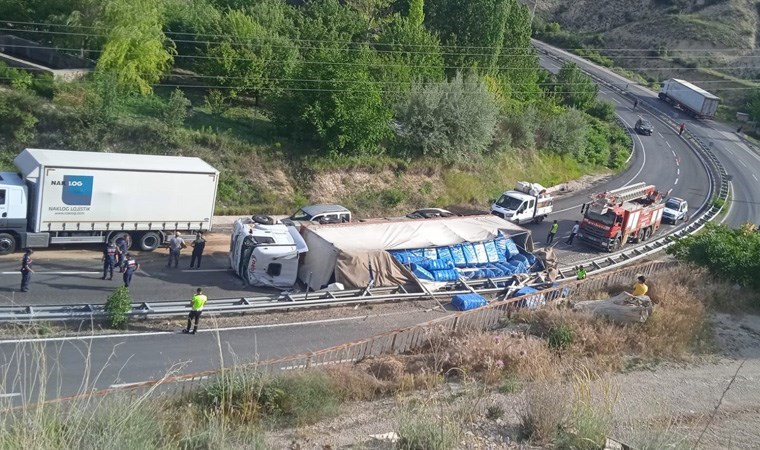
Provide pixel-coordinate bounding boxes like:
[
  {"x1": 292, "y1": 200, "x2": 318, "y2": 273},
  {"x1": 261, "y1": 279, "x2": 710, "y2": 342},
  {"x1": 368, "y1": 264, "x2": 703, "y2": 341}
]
[
  {"x1": 550, "y1": 223, "x2": 559, "y2": 234},
  {"x1": 125, "y1": 258, "x2": 137, "y2": 273},
  {"x1": 105, "y1": 244, "x2": 117, "y2": 259},
  {"x1": 192, "y1": 294, "x2": 208, "y2": 311},
  {"x1": 576, "y1": 269, "x2": 586, "y2": 280}
]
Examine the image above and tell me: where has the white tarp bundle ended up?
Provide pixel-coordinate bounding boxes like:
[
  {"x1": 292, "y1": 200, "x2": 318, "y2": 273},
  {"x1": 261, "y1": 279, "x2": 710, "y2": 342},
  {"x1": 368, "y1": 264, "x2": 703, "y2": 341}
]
[
  {"x1": 229, "y1": 219, "x2": 308, "y2": 288},
  {"x1": 298, "y1": 215, "x2": 532, "y2": 290}
]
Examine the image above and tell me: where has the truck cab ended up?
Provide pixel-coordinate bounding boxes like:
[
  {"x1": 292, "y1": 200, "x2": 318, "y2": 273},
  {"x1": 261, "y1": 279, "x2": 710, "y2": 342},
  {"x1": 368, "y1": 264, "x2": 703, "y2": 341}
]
[
  {"x1": 0, "y1": 172, "x2": 29, "y2": 253},
  {"x1": 663, "y1": 197, "x2": 688, "y2": 224},
  {"x1": 490, "y1": 182, "x2": 552, "y2": 225}
]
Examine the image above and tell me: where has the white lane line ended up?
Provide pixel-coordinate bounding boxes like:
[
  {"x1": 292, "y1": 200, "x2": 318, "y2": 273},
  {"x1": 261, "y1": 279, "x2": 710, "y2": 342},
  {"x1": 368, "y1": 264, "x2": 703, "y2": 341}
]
[
  {"x1": 674, "y1": 178, "x2": 679, "y2": 185},
  {"x1": 0, "y1": 271, "x2": 100, "y2": 275},
  {"x1": 180, "y1": 269, "x2": 227, "y2": 273},
  {"x1": 600, "y1": 89, "x2": 609, "y2": 95},
  {"x1": 677, "y1": 169, "x2": 680, "y2": 175},
  {"x1": 740, "y1": 160, "x2": 747, "y2": 168},
  {"x1": 0, "y1": 311, "x2": 417, "y2": 344},
  {"x1": 612, "y1": 98, "x2": 621, "y2": 104},
  {"x1": 720, "y1": 182, "x2": 734, "y2": 225},
  {"x1": 0, "y1": 393, "x2": 21, "y2": 398},
  {"x1": 666, "y1": 141, "x2": 672, "y2": 148},
  {"x1": 753, "y1": 174, "x2": 759, "y2": 182},
  {"x1": 658, "y1": 132, "x2": 664, "y2": 138},
  {"x1": 110, "y1": 381, "x2": 149, "y2": 389},
  {"x1": 139, "y1": 269, "x2": 151, "y2": 277},
  {"x1": 671, "y1": 150, "x2": 676, "y2": 157}
]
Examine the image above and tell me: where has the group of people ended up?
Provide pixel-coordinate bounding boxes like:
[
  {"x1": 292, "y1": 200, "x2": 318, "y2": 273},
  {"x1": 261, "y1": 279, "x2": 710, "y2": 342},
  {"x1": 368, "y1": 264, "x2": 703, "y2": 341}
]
[
  {"x1": 101, "y1": 237, "x2": 138, "y2": 286},
  {"x1": 167, "y1": 232, "x2": 207, "y2": 269},
  {"x1": 546, "y1": 220, "x2": 581, "y2": 246}
]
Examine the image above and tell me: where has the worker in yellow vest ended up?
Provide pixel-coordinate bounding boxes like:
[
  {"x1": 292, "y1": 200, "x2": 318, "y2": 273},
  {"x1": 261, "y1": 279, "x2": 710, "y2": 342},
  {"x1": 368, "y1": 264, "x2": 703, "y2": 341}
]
[{"x1": 183, "y1": 288, "x2": 208, "y2": 334}]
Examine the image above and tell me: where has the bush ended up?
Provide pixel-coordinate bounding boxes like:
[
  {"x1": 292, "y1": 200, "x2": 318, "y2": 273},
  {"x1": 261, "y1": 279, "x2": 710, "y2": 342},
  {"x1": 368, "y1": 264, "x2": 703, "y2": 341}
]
[
  {"x1": 0, "y1": 91, "x2": 38, "y2": 145},
  {"x1": 518, "y1": 382, "x2": 568, "y2": 443},
  {"x1": 537, "y1": 108, "x2": 588, "y2": 158},
  {"x1": 588, "y1": 100, "x2": 616, "y2": 121},
  {"x1": 265, "y1": 370, "x2": 341, "y2": 426},
  {"x1": 547, "y1": 324, "x2": 574, "y2": 352},
  {"x1": 396, "y1": 403, "x2": 460, "y2": 450},
  {"x1": 162, "y1": 88, "x2": 191, "y2": 129},
  {"x1": 104, "y1": 286, "x2": 132, "y2": 328},
  {"x1": 395, "y1": 72, "x2": 500, "y2": 163}
]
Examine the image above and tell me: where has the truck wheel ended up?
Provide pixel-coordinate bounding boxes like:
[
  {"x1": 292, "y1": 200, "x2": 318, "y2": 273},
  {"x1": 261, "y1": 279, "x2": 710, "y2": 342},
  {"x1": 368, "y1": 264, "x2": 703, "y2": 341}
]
[
  {"x1": 252, "y1": 215, "x2": 274, "y2": 225},
  {"x1": 138, "y1": 232, "x2": 161, "y2": 252},
  {"x1": 109, "y1": 232, "x2": 132, "y2": 249},
  {"x1": 0, "y1": 233, "x2": 16, "y2": 255}
]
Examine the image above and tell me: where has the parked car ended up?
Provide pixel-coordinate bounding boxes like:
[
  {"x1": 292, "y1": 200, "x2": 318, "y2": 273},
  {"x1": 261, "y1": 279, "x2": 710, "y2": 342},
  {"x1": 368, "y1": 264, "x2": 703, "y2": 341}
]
[
  {"x1": 406, "y1": 208, "x2": 457, "y2": 219},
  {"x1": 662, "y1": 197, "x2": 688, "y2": 224},
  {"x1": 281, "y1": 204, "x2": 352, "y2": 227},
  {"x1": 634, "y1": 117, "x2": 654, "y2": 136}
]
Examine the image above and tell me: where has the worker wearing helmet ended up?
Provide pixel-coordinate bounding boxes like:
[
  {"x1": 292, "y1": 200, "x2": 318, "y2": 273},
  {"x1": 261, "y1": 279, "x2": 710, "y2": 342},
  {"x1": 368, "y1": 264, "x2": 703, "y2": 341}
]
[{"x1": 183, "y1": 288, "x2": 208, "y2": 334}]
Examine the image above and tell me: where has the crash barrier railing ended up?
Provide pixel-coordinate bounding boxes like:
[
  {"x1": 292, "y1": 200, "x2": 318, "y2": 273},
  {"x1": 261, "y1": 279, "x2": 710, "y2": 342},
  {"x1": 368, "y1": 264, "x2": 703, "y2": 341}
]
[
  {"x1": 535, "y1": 40, "x2": 729, "y2": 277},
  {"x1": 16, "y1": 260, "x2": 672, "y2": 409}
]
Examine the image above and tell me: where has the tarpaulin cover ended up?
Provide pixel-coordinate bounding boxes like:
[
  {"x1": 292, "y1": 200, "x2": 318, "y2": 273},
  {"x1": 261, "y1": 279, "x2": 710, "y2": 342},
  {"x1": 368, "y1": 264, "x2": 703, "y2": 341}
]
[
  {"x1": 299, "y1": 215, "x2": 532, "y2": 290},
  {"x1": 452, "y1": 293, "x2": 488, "y2": 311}
]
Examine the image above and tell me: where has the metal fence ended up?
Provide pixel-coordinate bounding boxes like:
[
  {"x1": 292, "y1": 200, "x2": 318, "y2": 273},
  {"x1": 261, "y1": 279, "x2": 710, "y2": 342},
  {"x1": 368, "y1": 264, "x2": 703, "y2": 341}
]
[{"x1": 39, "y1": 259, "x2": 673, "y2": 406}]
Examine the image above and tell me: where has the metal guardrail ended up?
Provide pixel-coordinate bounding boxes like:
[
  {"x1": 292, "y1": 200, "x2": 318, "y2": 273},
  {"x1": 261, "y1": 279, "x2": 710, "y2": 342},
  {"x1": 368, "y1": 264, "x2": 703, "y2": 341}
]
[{"x1": 0, "y1": 47, "x2": 728, "y2": 323}]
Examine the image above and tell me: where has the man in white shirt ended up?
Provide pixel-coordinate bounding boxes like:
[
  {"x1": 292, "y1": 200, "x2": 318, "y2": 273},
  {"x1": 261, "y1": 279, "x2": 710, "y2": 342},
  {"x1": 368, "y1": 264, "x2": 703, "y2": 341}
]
[
  {"x1": 566, "y1": 221, "x2": 580, "y2": 245},
  {"x1": 167, "y1": 231, "x2": 186, "y2": 268}
]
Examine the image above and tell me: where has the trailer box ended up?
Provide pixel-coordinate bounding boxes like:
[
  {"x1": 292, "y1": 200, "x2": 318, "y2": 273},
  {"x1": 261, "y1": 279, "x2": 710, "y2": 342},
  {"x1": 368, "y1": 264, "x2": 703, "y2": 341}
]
[{"x1": 659, "y1": 79, "x2": 720, "y2": 119}]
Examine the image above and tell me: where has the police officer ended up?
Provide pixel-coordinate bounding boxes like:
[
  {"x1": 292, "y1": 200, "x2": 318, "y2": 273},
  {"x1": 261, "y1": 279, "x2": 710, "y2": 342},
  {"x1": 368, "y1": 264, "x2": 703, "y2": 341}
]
[
  {"x1": 183, "y1": 288, "x2": 208, "y2": 334},
  {"x1": 101, "y1": 241, "x2": 117, "y2": 280},
  {"x1": 122, "y1": 253, "x2": 139, "y2": 288},
  {"x1": 115, "y1": 237, "x2": 128, "y2": 272},
  {"x1": 20, "y1": 248, "x2": 34, "y2": 292}
]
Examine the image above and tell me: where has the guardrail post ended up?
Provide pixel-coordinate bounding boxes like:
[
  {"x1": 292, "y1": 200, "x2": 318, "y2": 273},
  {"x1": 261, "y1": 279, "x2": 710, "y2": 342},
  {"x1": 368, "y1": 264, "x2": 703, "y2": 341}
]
[
  {"x1": 305, "y1": 354, "x2": 312, "y2": 369},
  {"x1": 452, "y1": 316, "x2": 459, "y2": 331}
]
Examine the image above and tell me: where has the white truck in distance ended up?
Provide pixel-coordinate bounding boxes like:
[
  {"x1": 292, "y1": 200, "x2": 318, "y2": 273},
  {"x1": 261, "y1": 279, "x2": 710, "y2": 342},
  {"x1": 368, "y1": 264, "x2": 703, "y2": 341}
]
[
  {"x1": 0, "y1": 148, "x2": 219, "y2": 255},
  {"x1": 490, "y1": 182, "x2": 553, "y2": 224},
  {"x1": 658, "y1": 78, "x2": 720, "y2": 119}
]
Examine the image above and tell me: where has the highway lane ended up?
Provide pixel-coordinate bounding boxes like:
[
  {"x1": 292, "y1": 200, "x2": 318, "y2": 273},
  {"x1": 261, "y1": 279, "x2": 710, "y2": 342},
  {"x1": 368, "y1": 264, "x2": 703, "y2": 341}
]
[
  {"x1": 534, "y1": 39, "x2": 760, "y2": 228},
  {"x1": 0, "y1": 307, "x2": 448, "y2": 404}
]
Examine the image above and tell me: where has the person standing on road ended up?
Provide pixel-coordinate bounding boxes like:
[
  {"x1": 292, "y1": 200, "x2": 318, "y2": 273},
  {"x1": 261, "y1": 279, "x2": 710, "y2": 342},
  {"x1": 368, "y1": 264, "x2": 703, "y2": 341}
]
[
  {"x1": 19, "y1": 248, "x2": 34, "y2": 292},
  {"x1": 167, "y1": 231, "x2": 185, "y2": 268},
  {"x1": 123, "y1": 253, "x2": 139, "y2": 288},
  {"x1": 633, "y1": 98, "x2": 638, "y2": 110},
  {"x1": 678, "y1": 122, "x2": 686, "y2": 136},
  {"x1": 189, "y1": 232, "x2": 206, "y2": 270},
  {"x1": 576, "y1": 266, "x2": 587, "y2": 280},
  {"x1": 566, "y1": 220, "x2": 580, "y2": 245},
  {"x1": 101, "y1": 240, "x2": 117, "y2": 280},
  {"x1": 115, "y1": 237, "x2": 128, "y2": 272},
  {"x1": 183, "y1": 288, "x2": 208, "y2": 334},
  {"x1": 546, "y1": 220, "x2": 559, "y2": 245}
]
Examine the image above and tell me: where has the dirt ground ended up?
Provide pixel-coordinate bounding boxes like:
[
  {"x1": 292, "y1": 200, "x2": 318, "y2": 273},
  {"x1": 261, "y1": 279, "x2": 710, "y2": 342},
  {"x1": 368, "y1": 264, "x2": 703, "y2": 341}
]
[{"x1": 262, "y1": 312, "x2": 760, "y2": 449}]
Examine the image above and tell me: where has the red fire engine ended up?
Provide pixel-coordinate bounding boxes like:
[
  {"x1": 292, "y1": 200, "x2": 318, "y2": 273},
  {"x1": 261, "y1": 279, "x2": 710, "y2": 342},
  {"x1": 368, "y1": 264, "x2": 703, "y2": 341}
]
[{"x1": 578, "y1": 183, "x2": 666, "y2": 252}]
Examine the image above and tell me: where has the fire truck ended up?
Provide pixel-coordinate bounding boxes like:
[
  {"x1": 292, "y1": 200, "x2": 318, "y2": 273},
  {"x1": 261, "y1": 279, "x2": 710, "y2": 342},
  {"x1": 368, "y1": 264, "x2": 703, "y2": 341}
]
[{"x1": 578, "y1": 183, "x2": 666, "y2": 252}]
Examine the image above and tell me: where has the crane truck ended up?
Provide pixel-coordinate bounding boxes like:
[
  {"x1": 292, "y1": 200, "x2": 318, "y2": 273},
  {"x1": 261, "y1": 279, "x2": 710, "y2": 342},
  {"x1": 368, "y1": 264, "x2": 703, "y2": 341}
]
[
  {"x1": 490, "y1": 181, "x2": 553, "y2": 225},
  {"x1": 0, "y1": 148, "x2": 219, "y2": 255},
  {"x1": 577, "y1": 183, "x2": 665, "y2": 252}
]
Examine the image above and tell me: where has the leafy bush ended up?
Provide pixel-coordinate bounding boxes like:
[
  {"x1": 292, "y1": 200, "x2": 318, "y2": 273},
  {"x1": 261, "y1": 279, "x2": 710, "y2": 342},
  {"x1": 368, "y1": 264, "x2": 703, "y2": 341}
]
[
  {"x1": 502, "y1": 107, "x2": 537, "y2": 149},
  {"x1": 0, "y1": 91, "x2": 38, "y2": 145},
  {"x1": 667, "y1": 224, "x2": 760, "y2": 296},
  {"x1": 104, "y1": 286, "x2": 132, "y2": 329},
  {"x1": 397, "y1": 403, "x2": 460, "y2": 450},
  {"x1": 547, "y1": 324, "x2": 574, "y2": 351},
  {"x1": 588, "y1": 100, "x2": 616, "y2": 121},
  {"x1": 537, "y1": 108, "x2": 588, "y2": 158},
  {"x1": 395, "y1": 72, "x2": 500, "y2": 163},
  {"x1": 265, "y1": 371, "x2": 341, "y2": 425},
  {"x1": 555, "y1": 62, "x2": 598, "y2": 111},
  {"x1": 162, "y1": 88, "x2": 191, "y2": 129}
]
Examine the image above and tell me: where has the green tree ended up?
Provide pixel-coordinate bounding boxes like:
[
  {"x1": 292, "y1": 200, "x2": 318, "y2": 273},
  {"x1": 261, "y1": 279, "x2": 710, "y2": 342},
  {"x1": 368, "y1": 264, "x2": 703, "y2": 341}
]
[
  {"x1": 394, "y1": 72, "x2": 499, "y2": 162},
  {"x1": 408, "y1": 0, "x2": 424, "y2": 26},
  {"x1": 746, "y1": 89, "x2": 760, "y2": 122},
  {"x1": 104, "y1": 286, "x2": 132, "y2": 329},
  {"x1": 0, "y1": 92, "x2": 38, "y2": 146},
  {"x1": 555, "y1": 62, "x2": 598, "y2": 111},
  {"x1": 537, "y1": 108, "x2": 588, "y2": 158},
  {"x1": 96, "y1": 0, "x2": 175, "y2": 95},
  {"x1": 162, "y1": 88, "x2": 191, "y2": 130}
]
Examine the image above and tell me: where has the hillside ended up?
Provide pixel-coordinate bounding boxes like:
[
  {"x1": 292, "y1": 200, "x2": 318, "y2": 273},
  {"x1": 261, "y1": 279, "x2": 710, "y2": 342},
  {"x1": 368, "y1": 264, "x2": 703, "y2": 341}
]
[{"x1": 531, "y1": 0, "x2": 760, "y2": 116}]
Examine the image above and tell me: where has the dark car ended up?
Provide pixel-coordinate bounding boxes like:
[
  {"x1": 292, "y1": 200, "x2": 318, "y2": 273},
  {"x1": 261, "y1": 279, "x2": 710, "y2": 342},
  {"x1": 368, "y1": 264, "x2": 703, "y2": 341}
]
[{"x1": 634, "y1": 117, "x2": 654, "y2": 136}]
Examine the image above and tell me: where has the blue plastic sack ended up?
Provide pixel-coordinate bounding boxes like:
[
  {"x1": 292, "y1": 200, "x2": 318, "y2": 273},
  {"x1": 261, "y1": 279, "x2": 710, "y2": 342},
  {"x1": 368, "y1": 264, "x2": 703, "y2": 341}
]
[
  {"x1": 513, "y1": 287, "x2": 545, "y2": 309},
  {"x1": 473, "y1": 242, "x2": 489, "y2": 264},
  {"x1": 505, "y1": 238, "x2": 519, "y2": 258},
  {"x1": 432, "y1": 269, "x2": 459, "y2": 282},
  {"x1": 406, "y1": 249, "x2": 426, "y2": 264},
  {"x1": 410, "y1": 263, "x2": 434, "y2": 280},
  {"x1": 437, "y1": 246, "x2": 453, "y2": 261},
  {"x1": 389, "y1": 250, "x2": 406, "y2": 264},
  {"x1": 419, "y1": 258, "x2": 455, "y2": 271},
  {"x1": 461, "y1": 243, "x2": 479, "y2": 266},
  {"x1": 450, "y1": 245, "x2": 467, "y2": 267},
  {"x1": 494, "y1": 237, "x2": 507, "y2": 257},
  {"x1": 494, "y1": 262, "x2": 513, "y2": 275},
  {"x1": 487, "y1": 265, "x2": 505, "y2": 277},
  {"x1": 423, "y1": 247, "x2": 438, "y2": 260},
  {"x1": 451, "y1": 293, "x2": 488, "y2": 311},
  {"x1": 484, "y1": 240, "x2": 501, "y2": 263},
  {"x1": 511, "y1": 254, "x2": 529, "y2": 265}
]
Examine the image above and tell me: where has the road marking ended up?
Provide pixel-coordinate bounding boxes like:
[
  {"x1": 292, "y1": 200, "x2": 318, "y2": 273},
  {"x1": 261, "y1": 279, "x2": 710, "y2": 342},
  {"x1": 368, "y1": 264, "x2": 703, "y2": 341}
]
[
  {"x1": 0, "y1": 311, "x2": 419, "y2": 344},
  {"x1": 180, "y1": 269, "x2": 227, "y2": 273},
  {"x1": 600, "y1": 89, "x2": 608, "y2": 95},
  {"x1": 658, "y1": 132, "x2": 664, "y2": 138},
  {"x1": 612, "y1": 98, "x2": 621, "y2": 104},
  {"x1": 740, "y1": 160, "x2": 747, "y2": 167},
  {"x1": 753, "y1": 174, "x2": 759, "y2": 182},
  {"x1": 0, "y1": 271, "x2": 100, "y2": 275},
  {"x1": 677, "y1": 169, "x2": 680, "y2": 175},
  {"x1": 674, "y1": 178, "x2": 679, "y2": 185},
  {"x1": 110, "y1": 381, "x2": 149, "y2": 389},
  {"x1": 139, "y1": 269, "x2": 151, "y2": 277},
  {"x1": 666, "y1": 141, "x2": 671, "y2": 148},
  {"x1": 671, "y1": 150, "x2": 676, "y2": 157},
  {"x1": 0, "y1": 393, "x2": 21, "y2": 398},
  {"x1": 720, "y1": 182, "x2": 734, "y2": 225}
]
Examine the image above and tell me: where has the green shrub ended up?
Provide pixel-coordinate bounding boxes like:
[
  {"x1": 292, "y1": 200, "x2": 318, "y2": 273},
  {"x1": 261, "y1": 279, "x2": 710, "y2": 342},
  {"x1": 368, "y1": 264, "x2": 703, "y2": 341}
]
[
  {"x1": 486, "y1": 404, "x2": 505, "y2": 420},
  {"x1": 163, "y1": 88, "x2": 191, "y2": 129},
  {"x1": 397, "y1": 405, "x2": 460, "y2": 450},
  {"x1": 588, "y1": 100, "x2": 616, "y2": 121},
  {"x1": 104, "y1": 286, "x2": 132, "y2": 329},
  {"x1": 547, "y1": 324, "x2": 574, "y2": 351},
  {"x1": 265, "y1": 371, "x2": 341, "y2": 426},
  {"x1": 0, "y1": 91, "x2": 38, "y2": 145}
]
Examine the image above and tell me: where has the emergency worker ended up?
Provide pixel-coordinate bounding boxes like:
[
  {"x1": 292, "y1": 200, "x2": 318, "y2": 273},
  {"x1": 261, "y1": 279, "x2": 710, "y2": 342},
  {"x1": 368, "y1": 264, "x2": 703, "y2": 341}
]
[
  {"x1": 20, "y1": 248, "x2": 34, "y2": 292},
  {"x1": 101, "y1": 241, "x2": 117, "y2": 280},
  {"x1": 183, "y1": 288, "x2": 208, "y2": 334},
  {"x1": 123, "y1": 253, "x2": 139, "y2": 287}
]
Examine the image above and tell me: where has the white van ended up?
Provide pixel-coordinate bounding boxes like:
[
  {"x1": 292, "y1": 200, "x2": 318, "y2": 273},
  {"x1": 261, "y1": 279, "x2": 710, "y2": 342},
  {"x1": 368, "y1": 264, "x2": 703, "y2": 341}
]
[{"x1": 490, "y1": 182, "x2": 553, "y2": 224}]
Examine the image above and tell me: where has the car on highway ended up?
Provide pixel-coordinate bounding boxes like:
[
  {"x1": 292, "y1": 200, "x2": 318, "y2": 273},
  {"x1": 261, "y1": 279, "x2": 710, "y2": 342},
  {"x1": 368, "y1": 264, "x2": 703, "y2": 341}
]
[
  {"x1": 281, "y1": 204, "x2": 352, "y2": 227},
  {"x1": 634, "y1": 117, "x2": 654, "y2": 136},
  {"x1": 406, "y1": 208, "x2": 457, "y2": 219},
  {"x1": 663, "y1": 198, "x2": 688, "y2": 224}
]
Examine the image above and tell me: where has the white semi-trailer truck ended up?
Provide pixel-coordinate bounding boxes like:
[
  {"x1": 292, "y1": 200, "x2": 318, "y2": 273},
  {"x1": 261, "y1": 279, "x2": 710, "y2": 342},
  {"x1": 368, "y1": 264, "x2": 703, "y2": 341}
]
[
  {"x1": 0, "y1": 148, "x2": 219, "y2": 254},
  {"x1": 658, "y1": 78, "x2": 720, "y2": 119}
]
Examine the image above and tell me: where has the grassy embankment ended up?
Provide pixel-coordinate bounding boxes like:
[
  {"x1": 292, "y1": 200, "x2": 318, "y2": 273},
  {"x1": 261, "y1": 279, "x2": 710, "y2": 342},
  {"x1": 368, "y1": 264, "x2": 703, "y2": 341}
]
[{"x1": 2, "y1": 264, "x2": 753, "y2": 449}]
